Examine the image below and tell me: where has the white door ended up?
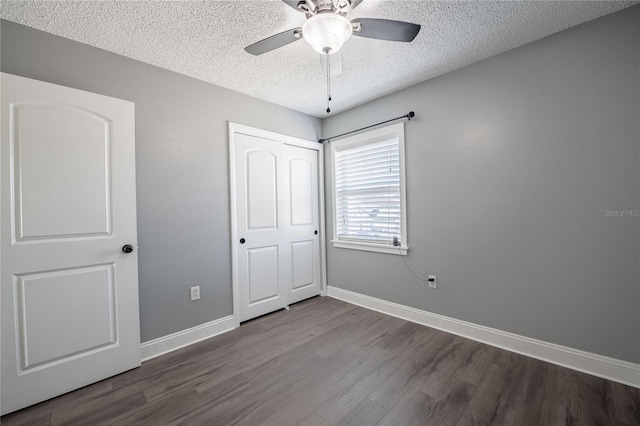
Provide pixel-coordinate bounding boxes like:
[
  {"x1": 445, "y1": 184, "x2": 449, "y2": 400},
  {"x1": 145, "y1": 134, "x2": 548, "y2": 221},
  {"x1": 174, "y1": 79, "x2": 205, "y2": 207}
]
[
  {"x1": 231, "y1": 126, "x2": 322, "y2": 323},
  {"x1": 1, "y1": 73, "x2": 140, "y2": 415},
  {"x1": 234, "y1": 133, "x2": 289, "y2": 322},
  {"x1": 285, "y1": 145, "x2": 321, "y2": 304}
]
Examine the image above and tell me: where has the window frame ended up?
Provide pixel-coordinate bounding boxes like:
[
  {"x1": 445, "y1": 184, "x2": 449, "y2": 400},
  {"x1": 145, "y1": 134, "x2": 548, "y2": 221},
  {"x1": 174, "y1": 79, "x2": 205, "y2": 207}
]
[{"x1": 330, "y1": 122, "x2": 408, "y2": 255}]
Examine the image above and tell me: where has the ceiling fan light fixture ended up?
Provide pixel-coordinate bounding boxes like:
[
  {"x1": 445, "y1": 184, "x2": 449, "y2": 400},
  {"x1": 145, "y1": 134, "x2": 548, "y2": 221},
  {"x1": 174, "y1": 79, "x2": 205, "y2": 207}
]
[{"x1": 302, "y1": 13, "x2": 353, "y2": 54}]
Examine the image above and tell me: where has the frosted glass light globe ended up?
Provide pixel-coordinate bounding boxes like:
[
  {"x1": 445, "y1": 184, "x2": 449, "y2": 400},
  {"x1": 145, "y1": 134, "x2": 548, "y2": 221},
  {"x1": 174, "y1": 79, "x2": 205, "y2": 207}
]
[{"x1": 302, "y1": 13, "x2": 353, "y2": 55}]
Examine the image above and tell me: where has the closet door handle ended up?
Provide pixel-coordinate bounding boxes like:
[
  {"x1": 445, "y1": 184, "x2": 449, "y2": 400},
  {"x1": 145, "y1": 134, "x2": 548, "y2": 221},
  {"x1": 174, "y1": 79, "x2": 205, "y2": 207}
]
[
  {"x1": 240, "y1": 238, "x2": 246, "y2": 244},
  {"x1": 314, "y1": 230, "x2": 318, "y2": 235}
]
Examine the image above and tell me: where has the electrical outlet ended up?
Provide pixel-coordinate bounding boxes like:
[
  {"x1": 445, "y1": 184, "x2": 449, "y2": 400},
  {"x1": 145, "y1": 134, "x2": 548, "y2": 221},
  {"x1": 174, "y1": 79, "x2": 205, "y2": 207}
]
[
  {"x1": 190, "y1": 286, "x2": 200, "y2": 301},
  {"x1": 428, "y1": 275, "x2": 437, "y2": 288}
]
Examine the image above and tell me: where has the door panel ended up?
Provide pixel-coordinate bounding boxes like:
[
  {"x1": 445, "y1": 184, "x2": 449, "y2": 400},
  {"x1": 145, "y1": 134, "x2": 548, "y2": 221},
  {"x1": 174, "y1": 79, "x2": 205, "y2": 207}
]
[
  {"x1": 247, "y1": 150, "x2": 278, "y2": 230},
  {"x1": 1, "y1": 73, "x2": 140, "y2": 415},
  {"x1": 289, "y1": 159, "x2": 313, "y2": 226},
  {"x1": 14, "y1": 102, "x2": 111, "y2": 240},
  {"x1": 285, "y1": 145, "x2": 321, "y2": 304},
  {"x1": 17, "y1": 264, "x2": 116, "y2": 370},
  {"x1": 291, "y1": 240, "x2": 314, "y2": 289},
  {"x1": 248, "y1": 246, "x2": 280, "y2": 303},
  {"x1": 234, "y1": 133, "x2": 288, "y2": 321}
]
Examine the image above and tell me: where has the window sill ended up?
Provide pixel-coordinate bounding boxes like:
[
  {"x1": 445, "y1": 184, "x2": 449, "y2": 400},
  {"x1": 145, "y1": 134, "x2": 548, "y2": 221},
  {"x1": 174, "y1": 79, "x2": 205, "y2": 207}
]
[{"x1": 331, "y1": 240, "x2": 408, "y2": 256}]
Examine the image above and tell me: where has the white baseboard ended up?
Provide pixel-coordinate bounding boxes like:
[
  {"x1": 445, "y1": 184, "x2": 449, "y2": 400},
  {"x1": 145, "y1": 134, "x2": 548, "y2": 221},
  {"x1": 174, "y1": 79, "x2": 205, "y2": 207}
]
[
  {"x1": 140, "y1": 315, "x2": 236, "y2": 361},
  {"x1": 327, "y1": 286, "x2": 640, "y2": 389}
]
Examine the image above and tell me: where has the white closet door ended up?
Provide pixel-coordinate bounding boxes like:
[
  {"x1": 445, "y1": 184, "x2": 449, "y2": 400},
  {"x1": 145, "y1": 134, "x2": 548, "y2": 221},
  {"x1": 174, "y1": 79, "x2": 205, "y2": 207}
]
[
  {"x1": 285, "y1": 145, "x2": 321, "y2": 304},
  {"x1": 1, "y1": 73, "x2": 141, "y2": 415},
  {"x1": 234, "y1": 133, "x2": 289, "y2": 322},
  {"x1": 231, "y1": 126, "x2": 322, "y2": 323}
]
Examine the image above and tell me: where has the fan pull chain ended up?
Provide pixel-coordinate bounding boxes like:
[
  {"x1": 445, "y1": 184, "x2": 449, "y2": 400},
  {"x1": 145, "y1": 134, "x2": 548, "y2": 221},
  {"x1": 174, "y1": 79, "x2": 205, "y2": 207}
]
[{"x1": 326, "y1": 54, "x2": 331, "y2": 114}]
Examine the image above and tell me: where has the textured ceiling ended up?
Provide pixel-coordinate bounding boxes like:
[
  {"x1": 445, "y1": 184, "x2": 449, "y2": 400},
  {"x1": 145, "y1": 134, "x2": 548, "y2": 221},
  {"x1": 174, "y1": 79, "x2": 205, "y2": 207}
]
[{"x1": 1, "y1": 1, "x2": 637, "y2": 117}]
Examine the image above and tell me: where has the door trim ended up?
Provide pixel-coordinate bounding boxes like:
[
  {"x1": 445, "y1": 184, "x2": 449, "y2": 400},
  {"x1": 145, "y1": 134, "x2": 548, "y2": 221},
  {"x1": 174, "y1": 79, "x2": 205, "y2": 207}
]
[{"x1": 228, "y1": 123, "x2": 326, "y2": 327}]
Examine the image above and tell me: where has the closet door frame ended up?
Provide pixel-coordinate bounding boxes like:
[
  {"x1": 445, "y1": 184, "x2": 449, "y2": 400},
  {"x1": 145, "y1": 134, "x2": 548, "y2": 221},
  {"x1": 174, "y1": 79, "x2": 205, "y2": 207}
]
[{"x1": 228, "y1": 122, "x2": 326, "y2": 327}]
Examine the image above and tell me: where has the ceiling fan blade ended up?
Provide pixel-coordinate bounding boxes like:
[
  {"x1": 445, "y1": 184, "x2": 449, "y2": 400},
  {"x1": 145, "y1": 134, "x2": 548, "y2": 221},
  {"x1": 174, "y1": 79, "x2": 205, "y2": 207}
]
[
  {"x1": 352, "y1": 18, "x2": 421, "y2": 42},
  {"x1": 245, "y1": 28, "x2": 302, "y2": 56},
  {"x1": 281, "y1": 0, "x2": 302, "y2": 11}
]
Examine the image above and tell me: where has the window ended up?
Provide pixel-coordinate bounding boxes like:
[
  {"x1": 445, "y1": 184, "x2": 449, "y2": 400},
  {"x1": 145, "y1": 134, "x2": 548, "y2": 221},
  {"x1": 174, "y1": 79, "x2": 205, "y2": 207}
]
[{"x1": 330, "y1": 122, "x2": 408, "y2": 255}]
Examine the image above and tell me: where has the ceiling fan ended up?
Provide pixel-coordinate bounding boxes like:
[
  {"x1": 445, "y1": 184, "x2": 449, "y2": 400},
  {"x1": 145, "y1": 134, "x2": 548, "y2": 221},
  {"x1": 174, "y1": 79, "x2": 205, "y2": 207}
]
[{"x1": 244, "y1": 0, "x2": 421, "y2": 56}]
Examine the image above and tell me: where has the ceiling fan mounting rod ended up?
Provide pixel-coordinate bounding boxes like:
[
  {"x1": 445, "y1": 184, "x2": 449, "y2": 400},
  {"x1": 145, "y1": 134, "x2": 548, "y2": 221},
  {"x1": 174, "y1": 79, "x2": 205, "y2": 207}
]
[{"x1": 297, "y1": 0, "x2": 351, "y2": 17}]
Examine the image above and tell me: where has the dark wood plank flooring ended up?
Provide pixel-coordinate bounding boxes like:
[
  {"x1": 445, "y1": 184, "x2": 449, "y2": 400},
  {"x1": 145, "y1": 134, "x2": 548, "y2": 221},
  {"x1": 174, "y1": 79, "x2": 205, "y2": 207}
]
[{"x1": 2, "y1": 296, "x2": 639, "y2": 425}]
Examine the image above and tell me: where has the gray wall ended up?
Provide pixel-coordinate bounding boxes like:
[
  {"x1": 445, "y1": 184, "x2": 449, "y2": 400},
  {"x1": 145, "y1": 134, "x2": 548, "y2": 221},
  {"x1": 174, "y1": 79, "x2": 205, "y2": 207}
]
[
  {"x1": 0, "y1": 20, "x2": 322, "y2": 342},
  {"x1": 323, "y1": 6, "x2": 640, "y2": 363},
  {"x1": 2, "y1": 5, "x2": 639, "y2": 364}
]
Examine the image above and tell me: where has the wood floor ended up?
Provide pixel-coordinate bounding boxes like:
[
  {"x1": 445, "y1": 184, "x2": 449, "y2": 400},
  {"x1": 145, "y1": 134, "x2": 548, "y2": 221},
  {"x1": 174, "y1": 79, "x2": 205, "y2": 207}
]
[{"x1": 2, "y1": 296, "x2": 639, "y2": 426}]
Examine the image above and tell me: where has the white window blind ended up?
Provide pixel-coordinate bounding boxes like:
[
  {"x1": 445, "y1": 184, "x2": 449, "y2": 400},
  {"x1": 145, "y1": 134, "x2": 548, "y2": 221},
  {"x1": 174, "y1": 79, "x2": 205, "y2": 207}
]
[{"x1": 335, "y1": 137, "x2": 401, "y2": 245}]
